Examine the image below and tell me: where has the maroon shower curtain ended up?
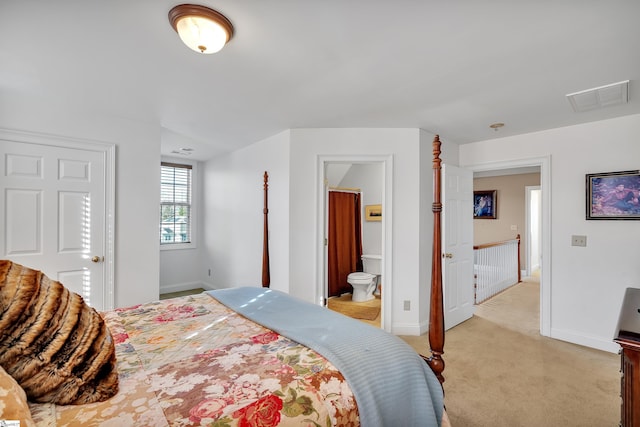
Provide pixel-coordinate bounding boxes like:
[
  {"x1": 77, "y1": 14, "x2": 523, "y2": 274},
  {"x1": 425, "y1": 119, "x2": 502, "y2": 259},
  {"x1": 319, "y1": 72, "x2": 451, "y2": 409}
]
[{"x1": 328, "y1": 191, "x2": 363, "y2": 298}]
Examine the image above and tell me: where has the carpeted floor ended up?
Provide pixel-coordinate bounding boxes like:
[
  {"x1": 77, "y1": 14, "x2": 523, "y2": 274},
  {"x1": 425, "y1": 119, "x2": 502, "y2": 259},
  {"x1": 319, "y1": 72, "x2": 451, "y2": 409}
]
[{"x1": 401, "y1": 276, "x2": 620, "y2": 427}]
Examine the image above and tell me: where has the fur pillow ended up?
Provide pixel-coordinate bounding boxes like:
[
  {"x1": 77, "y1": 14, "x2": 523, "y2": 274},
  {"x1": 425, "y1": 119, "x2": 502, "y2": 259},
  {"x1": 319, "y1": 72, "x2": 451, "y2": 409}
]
[
  {"x1": 0, "y1": 260, "x2": 118, "y2": 404},
  {"x1": 0, "y1": 364, "x2": 35, "y2": 427}
]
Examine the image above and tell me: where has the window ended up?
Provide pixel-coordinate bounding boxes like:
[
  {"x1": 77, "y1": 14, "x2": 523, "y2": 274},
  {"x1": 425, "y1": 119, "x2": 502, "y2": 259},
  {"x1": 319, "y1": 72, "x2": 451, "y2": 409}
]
[{"x1": 160, "y1": 162, "x2": 192, "y2": 245}]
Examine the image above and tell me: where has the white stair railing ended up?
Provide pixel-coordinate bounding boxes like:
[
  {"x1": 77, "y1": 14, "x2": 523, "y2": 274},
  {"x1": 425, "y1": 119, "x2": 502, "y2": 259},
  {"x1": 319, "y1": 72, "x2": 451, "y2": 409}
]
[{"x1": 474, "y1": 235, "x2": 521, "y2": 304}]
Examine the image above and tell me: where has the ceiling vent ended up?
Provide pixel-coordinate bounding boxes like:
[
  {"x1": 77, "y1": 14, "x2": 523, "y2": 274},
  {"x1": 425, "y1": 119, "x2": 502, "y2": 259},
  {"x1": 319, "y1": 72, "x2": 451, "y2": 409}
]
[{"x1": 566, "y1": 80, "x2": 629, "y2": 112}]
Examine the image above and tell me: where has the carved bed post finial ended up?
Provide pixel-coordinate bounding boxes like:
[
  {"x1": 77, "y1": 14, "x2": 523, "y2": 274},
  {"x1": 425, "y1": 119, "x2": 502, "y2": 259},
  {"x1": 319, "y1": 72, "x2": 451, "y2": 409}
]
[
  {"x1": 427, "y1": 135, "x2": 445, "y2": 386},
  {"x1": 262, "y1": 171, "x2": 270, "y2": 288}
]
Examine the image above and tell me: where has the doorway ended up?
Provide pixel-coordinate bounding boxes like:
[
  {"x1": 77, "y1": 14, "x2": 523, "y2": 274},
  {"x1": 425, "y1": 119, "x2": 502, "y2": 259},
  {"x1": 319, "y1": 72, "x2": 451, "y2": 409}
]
[
  {"x1": 467, "y1": 156, "x2": 550, "y2": 336},
  {"x1": 317, "y1": 155, "x2": 393, "y2": 331}
]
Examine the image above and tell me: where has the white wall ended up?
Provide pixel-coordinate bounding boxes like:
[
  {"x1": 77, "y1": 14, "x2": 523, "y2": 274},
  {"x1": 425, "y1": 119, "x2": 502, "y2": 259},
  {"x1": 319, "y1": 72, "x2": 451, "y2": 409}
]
[
  {"x1": 460, "y1": 113, "x2": 640, "y2": 352},
  {"x1": 202, "y1": 131, "x2": 291, "y2": 293},
  {"x1": 288, "y1": 128, "x2": 432, "y2": 334},
  {"x1": 0, "y1": 95, "x2": 160, "y2": 308},
  {"x1": 337, "y1": 163, "x2": 383, "y2": 256},
  {"x1": 473, "y1": 173, "x2": 541, "y2": 270}
]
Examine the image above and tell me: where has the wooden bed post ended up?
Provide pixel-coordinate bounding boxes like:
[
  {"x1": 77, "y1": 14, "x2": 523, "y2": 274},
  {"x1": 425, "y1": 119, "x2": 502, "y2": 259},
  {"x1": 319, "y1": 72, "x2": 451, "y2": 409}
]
[
  {"x1": 262, "y1": 171, "x2": 270, "y2": 288},
  {"x1": 425, "y1": 135, "x2": 445, "y2": 386}
]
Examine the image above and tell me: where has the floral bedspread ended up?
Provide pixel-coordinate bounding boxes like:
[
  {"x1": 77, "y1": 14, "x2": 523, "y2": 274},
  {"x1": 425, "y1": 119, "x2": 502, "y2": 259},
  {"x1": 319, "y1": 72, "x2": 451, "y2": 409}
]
[{"x1": 29, "y1": 293, "x2": 359, "y2": 426}]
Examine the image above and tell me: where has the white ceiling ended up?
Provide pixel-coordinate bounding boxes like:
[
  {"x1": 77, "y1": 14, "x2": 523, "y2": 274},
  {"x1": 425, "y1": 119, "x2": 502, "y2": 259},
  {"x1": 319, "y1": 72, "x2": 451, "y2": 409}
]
[{"x1": 2, "y1": 1, "x2": 639, "y2": 161}]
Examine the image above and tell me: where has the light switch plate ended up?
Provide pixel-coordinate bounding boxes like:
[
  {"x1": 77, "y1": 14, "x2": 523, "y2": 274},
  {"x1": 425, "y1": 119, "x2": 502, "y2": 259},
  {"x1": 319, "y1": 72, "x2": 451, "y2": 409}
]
[{"x1": 571, "y1": 235, "x2": 587, "y2": 247}]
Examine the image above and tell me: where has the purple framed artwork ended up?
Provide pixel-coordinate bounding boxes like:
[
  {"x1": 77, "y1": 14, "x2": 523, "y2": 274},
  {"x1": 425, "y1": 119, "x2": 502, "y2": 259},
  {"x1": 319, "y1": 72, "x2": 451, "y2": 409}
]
[
  {"x1": 586, "y1": 170, "x2": 640, "y2": 220},
  {"x1": 473, "y1": 190, "x2": 497, "y2": 219}
]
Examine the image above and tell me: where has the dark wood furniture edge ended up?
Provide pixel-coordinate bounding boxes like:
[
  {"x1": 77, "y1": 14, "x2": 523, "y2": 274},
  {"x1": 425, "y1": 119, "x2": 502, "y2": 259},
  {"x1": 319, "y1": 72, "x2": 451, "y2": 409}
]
[
  {"x1": 262, "y1": 171, "x2": 270, "y2": 288},
  {"x1": 421, "y1": 135, "x2": 445, "y2": 387},
  {"x1": 615, "y1": 288, "x2": 640, "y2": 426}
]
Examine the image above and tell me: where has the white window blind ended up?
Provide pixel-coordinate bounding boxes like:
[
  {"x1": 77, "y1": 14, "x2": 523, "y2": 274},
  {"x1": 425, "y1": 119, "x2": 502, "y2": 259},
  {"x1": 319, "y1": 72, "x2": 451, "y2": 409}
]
[{"x1": 160, "y1": 162, "x2": 192, "y2": 245}]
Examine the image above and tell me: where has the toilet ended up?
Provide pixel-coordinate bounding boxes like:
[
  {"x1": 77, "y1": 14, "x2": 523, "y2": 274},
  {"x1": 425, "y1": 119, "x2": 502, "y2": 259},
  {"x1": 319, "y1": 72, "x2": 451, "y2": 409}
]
[{"x1": 347, "y1": 255, "x2": 381, "y2": 302}]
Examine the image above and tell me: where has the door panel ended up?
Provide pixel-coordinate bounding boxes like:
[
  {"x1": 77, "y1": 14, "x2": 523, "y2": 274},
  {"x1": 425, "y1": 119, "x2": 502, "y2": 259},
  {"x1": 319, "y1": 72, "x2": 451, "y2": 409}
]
[
  {"x1": 59, "y1": 191, "x2": 89, "y2": 252},
  {"x1": 1, "y1": 140, "x2": 107, "y2": 309},
  {"x1": 443, "y1": 164, "x2": 475, "y2": 330},
  {"x1": 6, "y1": 189, "x2": 42, "y2": 254}
]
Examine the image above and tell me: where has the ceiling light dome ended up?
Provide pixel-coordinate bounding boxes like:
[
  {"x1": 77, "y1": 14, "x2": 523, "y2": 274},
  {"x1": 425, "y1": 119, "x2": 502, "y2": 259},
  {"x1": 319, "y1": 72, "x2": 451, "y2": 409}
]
[{"x1": 168, "y1": 4, "x2": 234, "y2": 54}]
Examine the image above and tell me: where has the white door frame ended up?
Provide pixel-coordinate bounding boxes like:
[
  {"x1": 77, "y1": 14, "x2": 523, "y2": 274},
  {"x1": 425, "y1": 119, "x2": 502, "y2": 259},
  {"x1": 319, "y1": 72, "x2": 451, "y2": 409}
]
[
  {"x1": 526, "y1": 185, "x2": 541, "y2": 276},
  {"x1": 465, "y1": 156, "x2": 551, "y2": 336},
  {"x1": 0, "y1": 128, "x2": 116, "y2": 309},
  {"x1": 316, "y1": 154, "x2": 393, "y2": 332}
]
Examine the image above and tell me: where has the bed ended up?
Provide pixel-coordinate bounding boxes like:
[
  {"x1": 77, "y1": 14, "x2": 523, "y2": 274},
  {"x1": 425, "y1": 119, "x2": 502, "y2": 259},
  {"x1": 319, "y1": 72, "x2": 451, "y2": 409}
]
[{"x1": 0, "y1": 136, "x2": 448, "y2": 426}]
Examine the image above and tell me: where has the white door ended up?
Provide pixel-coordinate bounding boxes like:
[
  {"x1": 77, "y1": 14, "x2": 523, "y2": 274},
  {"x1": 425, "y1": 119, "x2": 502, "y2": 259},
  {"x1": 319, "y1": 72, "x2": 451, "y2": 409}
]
[
  {"x1": 0, "y1": 137, "x2": 111, "y2": 310},
  {"x1": 442, "y1": 164, "x2": 474, "y2": 330}
]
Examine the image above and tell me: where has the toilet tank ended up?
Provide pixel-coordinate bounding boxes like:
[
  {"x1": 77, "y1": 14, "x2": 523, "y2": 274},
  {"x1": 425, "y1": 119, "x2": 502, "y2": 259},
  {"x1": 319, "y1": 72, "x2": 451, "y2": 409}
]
[{"x1": 361, "y1": 254, "x2": 382, "y2": 275}]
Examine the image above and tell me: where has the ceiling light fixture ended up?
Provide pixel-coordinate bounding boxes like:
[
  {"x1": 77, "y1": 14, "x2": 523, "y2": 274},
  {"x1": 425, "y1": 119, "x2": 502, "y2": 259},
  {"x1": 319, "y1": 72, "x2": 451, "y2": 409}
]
[
  {"x1": 489, "y1": 122, "x2": 505, "y2": 131},
  {"x1": 168, "y1": 4, "x2": 234, "y2": 54}
]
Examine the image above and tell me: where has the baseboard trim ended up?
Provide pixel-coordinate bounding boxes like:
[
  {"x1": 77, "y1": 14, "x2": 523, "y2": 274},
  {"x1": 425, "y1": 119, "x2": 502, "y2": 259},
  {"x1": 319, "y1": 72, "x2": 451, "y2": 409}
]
[
  {"x1": 392, "y1": 320, "x2": 427, "y2": 336},
  {"x1": 160, "y1": 281, "x2": 211, "y2": 294},
  {"x1": 550, "y1": 327, "x2": 619, "y2": 353}
]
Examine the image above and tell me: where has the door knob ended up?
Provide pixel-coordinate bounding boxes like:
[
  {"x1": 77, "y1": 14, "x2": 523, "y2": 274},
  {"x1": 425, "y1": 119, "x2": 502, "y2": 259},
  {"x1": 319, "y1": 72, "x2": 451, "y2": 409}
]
[
  {"x1": 443, "y1": 253, "x2": 453, "y2": 259},
  {"x1": 91, "y1": 256, "x2": 103, "y2": 263}
]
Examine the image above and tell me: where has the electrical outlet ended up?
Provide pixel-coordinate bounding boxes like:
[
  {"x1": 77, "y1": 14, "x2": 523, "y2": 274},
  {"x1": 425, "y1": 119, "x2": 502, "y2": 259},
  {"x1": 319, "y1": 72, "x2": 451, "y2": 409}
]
[
  {"x1": 571, "y1": 235, "x2": 587, "y2": 247},
  {"x1": 403, "y1": 300, "x2": 410, "y2": 311}
]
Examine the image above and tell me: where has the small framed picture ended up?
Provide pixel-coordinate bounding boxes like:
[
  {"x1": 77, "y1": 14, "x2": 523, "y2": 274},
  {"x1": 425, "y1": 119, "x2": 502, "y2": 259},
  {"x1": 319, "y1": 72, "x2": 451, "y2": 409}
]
[
  {"x1": 586, "y1": 170, "x2": 640, "y2": 220},
  {"x1": 473, "y1": 190, "x2": 497, "y2": 219},
  {"x1": 365, "y1": 204, "x2": 382, "y2": 221}
]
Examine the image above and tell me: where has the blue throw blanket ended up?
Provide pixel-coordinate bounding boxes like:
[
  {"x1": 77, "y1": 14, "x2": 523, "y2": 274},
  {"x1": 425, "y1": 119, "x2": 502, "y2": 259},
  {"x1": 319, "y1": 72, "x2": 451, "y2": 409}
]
[{"x1": 208, "y1": 287, "x2": 443, "y2": 427}]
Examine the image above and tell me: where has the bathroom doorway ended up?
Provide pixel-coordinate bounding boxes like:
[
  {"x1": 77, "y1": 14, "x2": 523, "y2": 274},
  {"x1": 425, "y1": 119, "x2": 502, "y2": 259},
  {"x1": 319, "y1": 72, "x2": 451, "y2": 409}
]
[{"x1": 318, "y1": 156, "x2": 392, "y2": 331}]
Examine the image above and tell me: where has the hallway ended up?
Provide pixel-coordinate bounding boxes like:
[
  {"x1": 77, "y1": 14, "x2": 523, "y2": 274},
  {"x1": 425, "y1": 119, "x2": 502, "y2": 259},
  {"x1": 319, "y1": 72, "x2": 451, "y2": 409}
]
[{"x1": 474, "y1": 274, "x2": 540, "y2": 337}]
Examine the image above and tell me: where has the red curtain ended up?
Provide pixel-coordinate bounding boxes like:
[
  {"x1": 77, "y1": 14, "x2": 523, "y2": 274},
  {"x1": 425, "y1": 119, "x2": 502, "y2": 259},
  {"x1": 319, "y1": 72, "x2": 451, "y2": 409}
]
[{"x1": 328, "y1": 191, "x2": 363, "y2": 298}]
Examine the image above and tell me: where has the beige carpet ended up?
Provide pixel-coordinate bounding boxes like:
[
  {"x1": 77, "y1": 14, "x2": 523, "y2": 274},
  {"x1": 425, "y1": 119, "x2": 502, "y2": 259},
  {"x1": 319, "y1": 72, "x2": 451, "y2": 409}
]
[{"x1": 401, "y1": 277, "x2": 620, "y2": 427}]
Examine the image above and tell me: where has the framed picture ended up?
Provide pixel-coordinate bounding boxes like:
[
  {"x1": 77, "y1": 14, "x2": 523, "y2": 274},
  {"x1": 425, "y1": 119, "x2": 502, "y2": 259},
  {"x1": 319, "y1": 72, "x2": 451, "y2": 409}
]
[
  {"x1": 365, "y1": 204, "x2": 382, "y2": 221},
  {"x1": 586, "y1": 170, "x2": 640, "y2": 220},
  {"x1": 473, "y1": 190, "x2": 497, "y2": 219}
]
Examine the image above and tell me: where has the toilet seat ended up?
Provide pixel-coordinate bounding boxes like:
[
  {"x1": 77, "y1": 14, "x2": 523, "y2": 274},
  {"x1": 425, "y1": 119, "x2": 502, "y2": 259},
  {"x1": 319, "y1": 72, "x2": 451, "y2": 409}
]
[{"x1": 347, "y1": 272, "x2": 376, "y2": 282}]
